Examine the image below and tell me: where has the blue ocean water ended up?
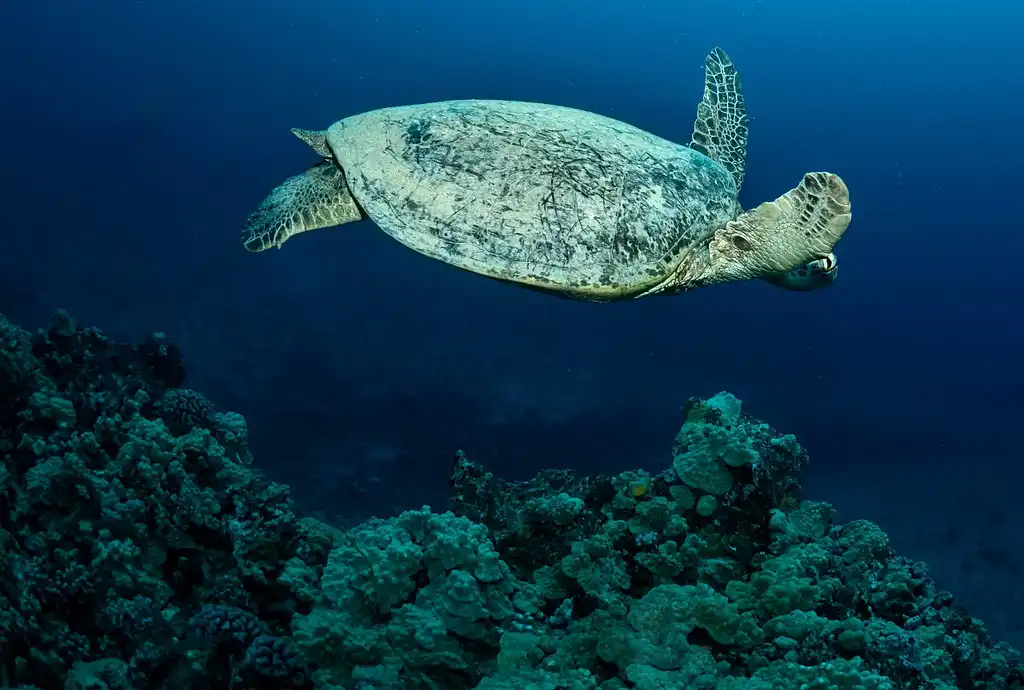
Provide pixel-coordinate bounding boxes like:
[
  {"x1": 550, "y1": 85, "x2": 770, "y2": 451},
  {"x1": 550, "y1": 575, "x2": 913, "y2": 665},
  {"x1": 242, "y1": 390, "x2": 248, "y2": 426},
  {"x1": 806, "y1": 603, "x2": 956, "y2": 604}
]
[{"x1": 1, "y1": 0, "x2": 1021, "y2": 651}]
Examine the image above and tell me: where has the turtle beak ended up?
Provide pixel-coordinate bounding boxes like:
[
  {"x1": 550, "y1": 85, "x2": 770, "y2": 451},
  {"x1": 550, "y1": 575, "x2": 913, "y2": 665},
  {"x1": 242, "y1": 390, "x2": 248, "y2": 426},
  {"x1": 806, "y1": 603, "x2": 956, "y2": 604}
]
[
  {"x1": 765, "y1": 252, "x2": 840, "y2": 291},
  {"x1": 811, "y1": 253, "x2": 839, "y2": 287},
  {"x1": 818, "y1": 252, "x2": 838, "y2": 279}
]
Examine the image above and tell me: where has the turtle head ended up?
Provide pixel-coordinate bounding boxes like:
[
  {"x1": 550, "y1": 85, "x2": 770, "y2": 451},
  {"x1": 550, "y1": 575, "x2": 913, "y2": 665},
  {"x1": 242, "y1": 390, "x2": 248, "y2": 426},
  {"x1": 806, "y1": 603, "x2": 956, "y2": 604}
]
[
  {"x1": 763, "y1": 252, "x2": 839, "y2": 291},
  {"x1": 702, "y1": 172, "x2": 849, "y2": 290}
]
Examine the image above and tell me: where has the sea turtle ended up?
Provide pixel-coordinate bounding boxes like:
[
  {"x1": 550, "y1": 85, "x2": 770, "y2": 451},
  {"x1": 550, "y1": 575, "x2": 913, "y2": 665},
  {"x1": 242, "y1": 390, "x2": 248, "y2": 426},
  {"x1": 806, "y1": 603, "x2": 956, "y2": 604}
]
[{"x1": 241, "y1": 47, "x2": 850, "y2": 301}]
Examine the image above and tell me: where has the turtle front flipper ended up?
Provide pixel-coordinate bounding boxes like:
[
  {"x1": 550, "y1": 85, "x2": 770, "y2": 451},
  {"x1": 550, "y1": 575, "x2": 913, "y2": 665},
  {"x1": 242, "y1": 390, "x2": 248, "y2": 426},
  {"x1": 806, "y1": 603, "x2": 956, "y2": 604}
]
[
  {"x1": 689, "y1": 47, "x2": 749, "y2": 193},
  {"x1": 707, "y1": 172, "x2": 851, "y2": 284},
  {"x1": 241, "y1": 163, "x2": 364, "y2": 252}
]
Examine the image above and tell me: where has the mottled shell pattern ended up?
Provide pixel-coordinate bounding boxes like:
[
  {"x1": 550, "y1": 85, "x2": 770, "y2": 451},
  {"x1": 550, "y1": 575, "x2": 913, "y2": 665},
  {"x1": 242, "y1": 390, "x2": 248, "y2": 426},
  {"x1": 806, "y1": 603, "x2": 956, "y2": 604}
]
[{"x1": 327, "y1": 100, "x2": 738, "y2": 297}]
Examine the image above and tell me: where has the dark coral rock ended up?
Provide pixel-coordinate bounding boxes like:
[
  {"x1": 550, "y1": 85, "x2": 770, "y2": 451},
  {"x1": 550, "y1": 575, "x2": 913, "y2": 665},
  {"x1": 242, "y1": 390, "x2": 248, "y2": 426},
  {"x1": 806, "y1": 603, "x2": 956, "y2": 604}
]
[
  {"x1": 0, "y1": 312, "x2": 317, "y2": 690},
  {"x1": 449, "y1": 448, "x2": 610, "y2": 574},
  {"x1": 157, "y1": 388, "x2": 216, "y2": 436}
]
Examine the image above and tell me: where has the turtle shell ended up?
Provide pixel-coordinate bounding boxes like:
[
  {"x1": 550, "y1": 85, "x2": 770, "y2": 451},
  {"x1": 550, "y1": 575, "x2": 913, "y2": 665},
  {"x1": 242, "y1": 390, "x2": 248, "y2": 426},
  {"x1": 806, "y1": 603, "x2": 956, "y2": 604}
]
[{"x1": 327, "y1": 100, "x2": 737, "y2": 299}]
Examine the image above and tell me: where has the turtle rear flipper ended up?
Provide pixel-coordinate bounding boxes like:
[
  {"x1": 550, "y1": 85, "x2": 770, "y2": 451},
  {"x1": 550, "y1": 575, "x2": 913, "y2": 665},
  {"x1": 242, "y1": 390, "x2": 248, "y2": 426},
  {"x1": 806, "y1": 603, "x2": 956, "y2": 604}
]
[
  {"x1": 690, "y1": 46, "x2": 749, "y2": 193},
  {"x1": 291, "y1": 128, "x2": 333, "y2": 159},
  {"x1": 241, "y1": 163, "x2": 364, "y2": 252},
  {"x1": 709, "y1": 172, "x2": 851, "y2": 282}
]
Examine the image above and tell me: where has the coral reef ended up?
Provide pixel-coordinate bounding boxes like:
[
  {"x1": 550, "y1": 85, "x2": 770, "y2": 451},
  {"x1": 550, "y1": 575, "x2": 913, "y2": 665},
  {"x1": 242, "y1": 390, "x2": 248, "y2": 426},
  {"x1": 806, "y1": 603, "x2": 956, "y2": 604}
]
[
  {"x1": 0, "y1": 310, "x2": 1020, "y2": 689},
  {"x1": 0, "y1": 311, "x2": 325, "y2": 689}
]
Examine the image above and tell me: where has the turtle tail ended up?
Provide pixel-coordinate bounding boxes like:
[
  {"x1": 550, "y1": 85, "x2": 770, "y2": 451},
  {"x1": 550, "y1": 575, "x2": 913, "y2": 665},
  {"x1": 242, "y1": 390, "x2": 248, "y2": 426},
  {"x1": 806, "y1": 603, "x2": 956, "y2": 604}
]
[{"x1": 291, "y1": 128, "x2": 333, "y2": 159}]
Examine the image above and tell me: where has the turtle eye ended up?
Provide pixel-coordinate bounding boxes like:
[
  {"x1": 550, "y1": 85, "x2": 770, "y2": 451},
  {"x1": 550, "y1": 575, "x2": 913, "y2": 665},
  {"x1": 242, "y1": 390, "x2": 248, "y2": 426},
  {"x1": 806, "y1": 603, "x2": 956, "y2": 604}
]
[{"x1": 730, "y1": 234, "x2": 752, "y2": 251}]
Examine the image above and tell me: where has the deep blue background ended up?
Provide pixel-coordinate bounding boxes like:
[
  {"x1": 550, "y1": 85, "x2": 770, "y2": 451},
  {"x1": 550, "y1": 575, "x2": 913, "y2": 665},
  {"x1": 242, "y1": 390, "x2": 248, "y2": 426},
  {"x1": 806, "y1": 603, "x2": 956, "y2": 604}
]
[{"x1": 1, "y1": 0, "x2": 1022, "y2": 646}]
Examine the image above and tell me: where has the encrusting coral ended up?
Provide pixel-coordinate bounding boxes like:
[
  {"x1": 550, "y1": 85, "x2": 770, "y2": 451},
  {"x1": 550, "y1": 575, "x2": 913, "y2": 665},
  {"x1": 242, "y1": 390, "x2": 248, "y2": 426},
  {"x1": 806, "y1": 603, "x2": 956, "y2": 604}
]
[{"x1": 0, "y1": 310, "x2": 1019, "y2": 689}]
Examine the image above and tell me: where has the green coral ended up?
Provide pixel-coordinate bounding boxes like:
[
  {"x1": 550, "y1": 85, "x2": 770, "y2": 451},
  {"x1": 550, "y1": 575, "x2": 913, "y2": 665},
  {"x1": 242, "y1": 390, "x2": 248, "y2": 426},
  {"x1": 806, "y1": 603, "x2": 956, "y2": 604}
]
[
  {"x1": 294, "y1": 507, "x2": 525, "y2": 686},
  {"x1": 473, "y1": 667, "x2": 598, "y2": 690},
  {"x1": 726, "y1": 543, "x2": 829, "y2": 617},
  {"x1": 559, "y1": 520, "x2": 632, "y2": 615},
  {"x1": 671, "y1": 391, "x2": 762, "y2": 496},
  {"x1": 717, "y1": 657, "x2": 894, "y2": 689}
]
